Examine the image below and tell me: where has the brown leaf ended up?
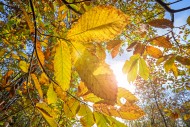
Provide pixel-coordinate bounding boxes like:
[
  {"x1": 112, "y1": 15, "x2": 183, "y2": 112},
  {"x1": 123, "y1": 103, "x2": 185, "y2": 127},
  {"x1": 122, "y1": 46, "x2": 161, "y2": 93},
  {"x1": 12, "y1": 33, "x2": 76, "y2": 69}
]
[
  {"x1": 151, "y1": 36, "x2": 172, "y2": 48},
  {"x1": 106, "y1": 40, "x2": 122, "y2": 50},
  {"x1": 133, "y1": 43, "x2": 145, "y2": 55},
  {"x1": 111, "y1": 42, "x2": 121, "y2": 58},
  {"x1": 176, "y1": 56, "x2": 190, "y2": 65},
  {"x1": 126, "y1": 41, "x2": 138, "y2": 52},
  {"x1": 148, "y1": 19, "x2": 173, "y2": 29},
  {"x1": 146, "y1": 46, "x2": 163, "y2": 58}
]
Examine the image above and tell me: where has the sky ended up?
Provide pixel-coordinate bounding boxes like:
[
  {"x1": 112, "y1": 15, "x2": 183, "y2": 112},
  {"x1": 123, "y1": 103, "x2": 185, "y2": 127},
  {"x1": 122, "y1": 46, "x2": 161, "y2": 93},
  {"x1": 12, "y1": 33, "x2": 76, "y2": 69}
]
[{"x1": 106, "y1": 0, "x2": 190, "y2": 93}]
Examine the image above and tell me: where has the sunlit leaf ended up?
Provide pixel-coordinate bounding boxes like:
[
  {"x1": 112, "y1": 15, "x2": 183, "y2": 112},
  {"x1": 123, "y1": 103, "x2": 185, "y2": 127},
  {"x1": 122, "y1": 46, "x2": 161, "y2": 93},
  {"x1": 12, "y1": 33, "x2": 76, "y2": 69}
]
[
  {"x1": 151, "y1": 36, "x2": 172, "y2": 48},
  {"x1": 67, "y1": 6, "x2": 129, "y2": 43},
  {"x1": 36, "y1": 41, "x2": 45, "y2": 65},
  {"x1": 146, "y1": 46, "x2": 163, "y2": 58},
  {"x1": 117, "y1": 87, "x2": 138, "y2": 105},
  {"x1": 107, "y1": 115, "x2": 126, "y2": 127},
  {"x1": 36, "y1": 102, "x2": 58, "y2": 127},
  {"x1": 148, "y1": 19, "x2": 173, "y2": 28},
  {"x1": 126, "y1": 41, "x2": 138, "y2": 52},
  {"x1": 156, "y1": 55, "x2": 169, "y2": 65},
  {"x1": 164, "y1": 56, "x2": 175, "y2": 73},
  {"x1": 133, "y1": 43, "x2": 145, "y2": 55},
  {"x1": 47, "y1": 84, "x2": 57, "y2": 104},
  {"x1": 78, "y1": 104, "x2": 95, "y2": 127},
  {"x1": 138, "y1": 57, "x2": 149, "y2": 80},
  {"x1": 75, "y1": 50, "x2": 118, "y2": 104},
  {"x1": 31, "y1": 74, "x2": 43, "y2": 99},
  {"x1": 171, "y1": 63, "x2": 178, "y2": 78},
  {"x1": 127, "y1": 60, "x2": 138, "y2": 82},
  {"x1": 96, "y1": 44, "x2": 106, "y2": 60},
  {"x1": 19, "y1": 61, "x2": 29, "y2": 72},
  {"x1": 107, "y1": 40, "x2": 122, "y2": 50},
  {"x1": 54, "y1": 40, "x2": 71, "y2": 91},
  {"x1": 64, "y1": 98, "x2": 80, "y2": 118},
  {"x1": 94, "y1": 112, "x2": 108, "y2": 127},
  {"x1": 1, "y1": 70, "x2": 13, "y2": 87},
  {"x1": 176, "y1": 56, "x2": 190, "y2": 65}
]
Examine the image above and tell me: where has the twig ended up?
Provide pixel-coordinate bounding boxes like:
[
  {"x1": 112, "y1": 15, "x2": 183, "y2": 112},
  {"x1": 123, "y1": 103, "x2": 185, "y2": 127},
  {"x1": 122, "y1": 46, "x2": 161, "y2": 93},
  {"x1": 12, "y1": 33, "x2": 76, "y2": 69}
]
[
  {"x1": 166, "y1": 0, "x2": 182, "y2": 5},
  {"x1": 61, "y1": 0, "x2": 82, "y2": 15}
]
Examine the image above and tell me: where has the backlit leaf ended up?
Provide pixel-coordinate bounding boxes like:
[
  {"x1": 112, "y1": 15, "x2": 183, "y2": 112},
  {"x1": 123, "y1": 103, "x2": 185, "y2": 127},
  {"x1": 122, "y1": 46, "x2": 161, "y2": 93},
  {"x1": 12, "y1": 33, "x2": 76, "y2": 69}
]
[
  {"x1": 36, "y1": 41, "x2": 45, "y2": 65},
  {"x1": 111, "y1": 42, "x2": 121, "y2": 58},
  {"x1": 107, "y1": 40, "x2": 122, "y2": 50},
  {"x1": 78, "y1": 104, "x2": 95, "y2": 127},
  {"x1": 67, "y1": 6, "x2": 129, "y2": 43},
  {"x1": 148, "y1": 19, "x2": 173, "y2": 28},
  {"x1": 126, "y1": 41, "x2": 138, "y2": 52},
  {"x1": 31, "y1": 74, "x2": 43, "y2": 99},
  {"x1": 127, "y1": 60, "x2": 138, "y2": 82},
  {"x1": 176, "y1": 56, "x2": 190, "y2": 65},
  {"x1": 36, "y1": 102, "x2": 57, "y2": 127},
  {"x1": 151, "y1": 36, "x2": 172, "y2": 48},
  {"x1": 156, "y1": 55, "x2": 169, "y2": 65},
  {"x1": 171, "y1": 63, "x2": 178, "y2": 78},
  {"x1": 133, "y1": 43, "x2": 145, "y2": 55},
  {"x1": 117, "y1": 87, "x2": 138, "y2": 105},
  {"x1": 146, "y1": 46, "x2": 163, "y2": 58},
  {"x1": 94, "y1": 112, "x2": 108, "y2": 127},
  {"x1": 19, "y1": 61, "x2": 29, "y2": 73},
  {"x1": 54, "y1": 40, "x2": 71, "y2": 91},
  {"x1": 64, "y1": 98, "x2": 80, "y2": 118},
  {"x1": 47, "y1": 84, "x2": 57, "y2": 104},
  {"x1": 138, "y1": 57, "x2": 149, "y2": 80},
  {"x1": 75, "y1": 50, "x2": 118, "y2": 104},
  {"x1": 164, "y1": 56, "x2": 175, "y2": 73},
  {"x1": 107, "y1": 116, "x2": 126, "y2": 127}
]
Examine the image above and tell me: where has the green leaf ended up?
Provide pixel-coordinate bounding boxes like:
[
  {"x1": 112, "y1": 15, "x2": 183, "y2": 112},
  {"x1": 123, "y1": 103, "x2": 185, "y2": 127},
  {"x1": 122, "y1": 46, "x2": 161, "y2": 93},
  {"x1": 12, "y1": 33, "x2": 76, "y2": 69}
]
[
  {"x1": 94, "y1": 112, "x2": 109, "y2": 127},
  {"x1": 78, "y1": 104, "x2": 95, "y2": 127},
  {"x1": 127, "y1": 60, "x2": 138, "y2": 82},
  {"x1": 138, "y1": 57, "x2": 149, "y2": 80},
  {"x1": 187, "y1": 16, "x2": 190, "y2": 26},
  {"x1": 47, "y1": 84, "x2": 57, "y2": 104},
  {"x1": 164, "y1": 56, "x2": 175, "y2": 73},
  {"x1": 54, "y1": 40, "x2": 71, "y2": 91}
]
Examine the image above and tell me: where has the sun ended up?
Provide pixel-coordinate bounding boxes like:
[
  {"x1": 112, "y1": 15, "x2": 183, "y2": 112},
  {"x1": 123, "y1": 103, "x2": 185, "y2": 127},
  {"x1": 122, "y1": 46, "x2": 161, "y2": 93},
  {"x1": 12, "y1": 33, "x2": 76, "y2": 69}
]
[{"x1": 110, "y1": 61, "x2": 135, "y2": 93}]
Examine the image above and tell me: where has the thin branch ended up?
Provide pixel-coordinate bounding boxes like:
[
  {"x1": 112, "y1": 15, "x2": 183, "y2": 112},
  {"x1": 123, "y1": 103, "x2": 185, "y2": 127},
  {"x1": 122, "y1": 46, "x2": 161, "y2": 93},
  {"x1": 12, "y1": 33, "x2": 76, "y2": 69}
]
[
  {"x1": 166, "y1": 0, "x2": 183, "y2": 5},
  {"x1": 64, "y1": 0, "x2": 92, "y2": 4},
  {"x1": 61, "y1": 0, "x2": 82, "y2": 15}
]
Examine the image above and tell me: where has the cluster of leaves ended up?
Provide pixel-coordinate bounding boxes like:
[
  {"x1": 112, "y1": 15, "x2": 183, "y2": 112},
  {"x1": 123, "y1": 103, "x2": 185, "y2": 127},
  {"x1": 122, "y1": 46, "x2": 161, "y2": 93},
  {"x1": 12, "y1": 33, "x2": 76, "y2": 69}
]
[{"x1": 0, "y1": 0, "x2": 190, "y2": 126}]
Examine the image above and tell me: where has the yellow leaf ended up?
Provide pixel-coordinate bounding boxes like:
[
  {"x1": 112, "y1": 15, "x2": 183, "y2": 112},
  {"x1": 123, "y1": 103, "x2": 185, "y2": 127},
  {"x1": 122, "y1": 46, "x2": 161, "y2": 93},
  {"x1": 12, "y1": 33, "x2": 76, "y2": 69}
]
[
  {"x1": 94, "y1": 112, "x2": 108, "y2": 127},
  {"x1": 31, "y1": 74, "x2": 43, "y2": 99},
  {"x1": 164, "y1": 56, "x2": 175, "y2": 73},
  {"x1": 47, "y1": 84, "x2": 57, "y2": 104},
  {"x1": 146, "y1": 46, "x2": 163, "y2": 58},
  {"x1": 117, "y1": 87, "x2": 138, "y2": 105},
  {"x1": 54, "y1": 85, "x2": 67, "y2": 101},
  {"x1": 171, "y1": 63, "x2": 178, "y2": 78},
  {"x1": 148, "y1": 19, "x2": 173, "y2": 28},
  {"x1": 54, "y1": 40, "x2": 71, "y2": 91},
  {"x1": 71, "y1": 42, "x2": 86, "y2": 64},
  {"x1": 36, "y1": 41, "x2": 45, "y2": 65},
  {"x1": 122, "y1": 54, "x2": 140, "y2": 74},
  {"x1": 78, "y1": 104, "x2": 95, "y2": 127},
  {"x1": 156, "y1": 55, "x2": 169, "y2": 65},
  {"x1": 36, "y1": 102, "x2": 58, "y2": 127},
  {"x1": 127, "y1": 60, "x2": 138, "y2": 82},
  {"x1": 67, "y1": 6, "x2": 129, "y2": 43},
  {"x1": 96, "y1": 44, "x2": 106, "y2": 60},
  {"x1": 184, "y1": 114, "x2": 190, "y2": 120},
  {"x1": 151, "y1": 36, "x2": 172, "y2": 48},
  {"x1": 138, "y1": 57, "x2": 149, "y2": 80},
  {"x1": 19, "y1": 61, "x2": 29, "y2": 73},
  {"x1": 64, "y1": 98, "x2": 80, "y2": 118},
  {"x1": 39, "y1": 73, "x2": 49, "y2": 85},
  {"x1": 75, "y1": 49, "x2": 118, "y2": 104}
]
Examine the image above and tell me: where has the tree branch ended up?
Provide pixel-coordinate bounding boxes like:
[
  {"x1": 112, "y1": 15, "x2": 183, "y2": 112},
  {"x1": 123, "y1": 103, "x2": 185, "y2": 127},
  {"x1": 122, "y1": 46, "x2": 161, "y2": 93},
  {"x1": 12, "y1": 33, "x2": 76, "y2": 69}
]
[{"x1": 61, "y1": 0, "x2": 82, "y2": 15}]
